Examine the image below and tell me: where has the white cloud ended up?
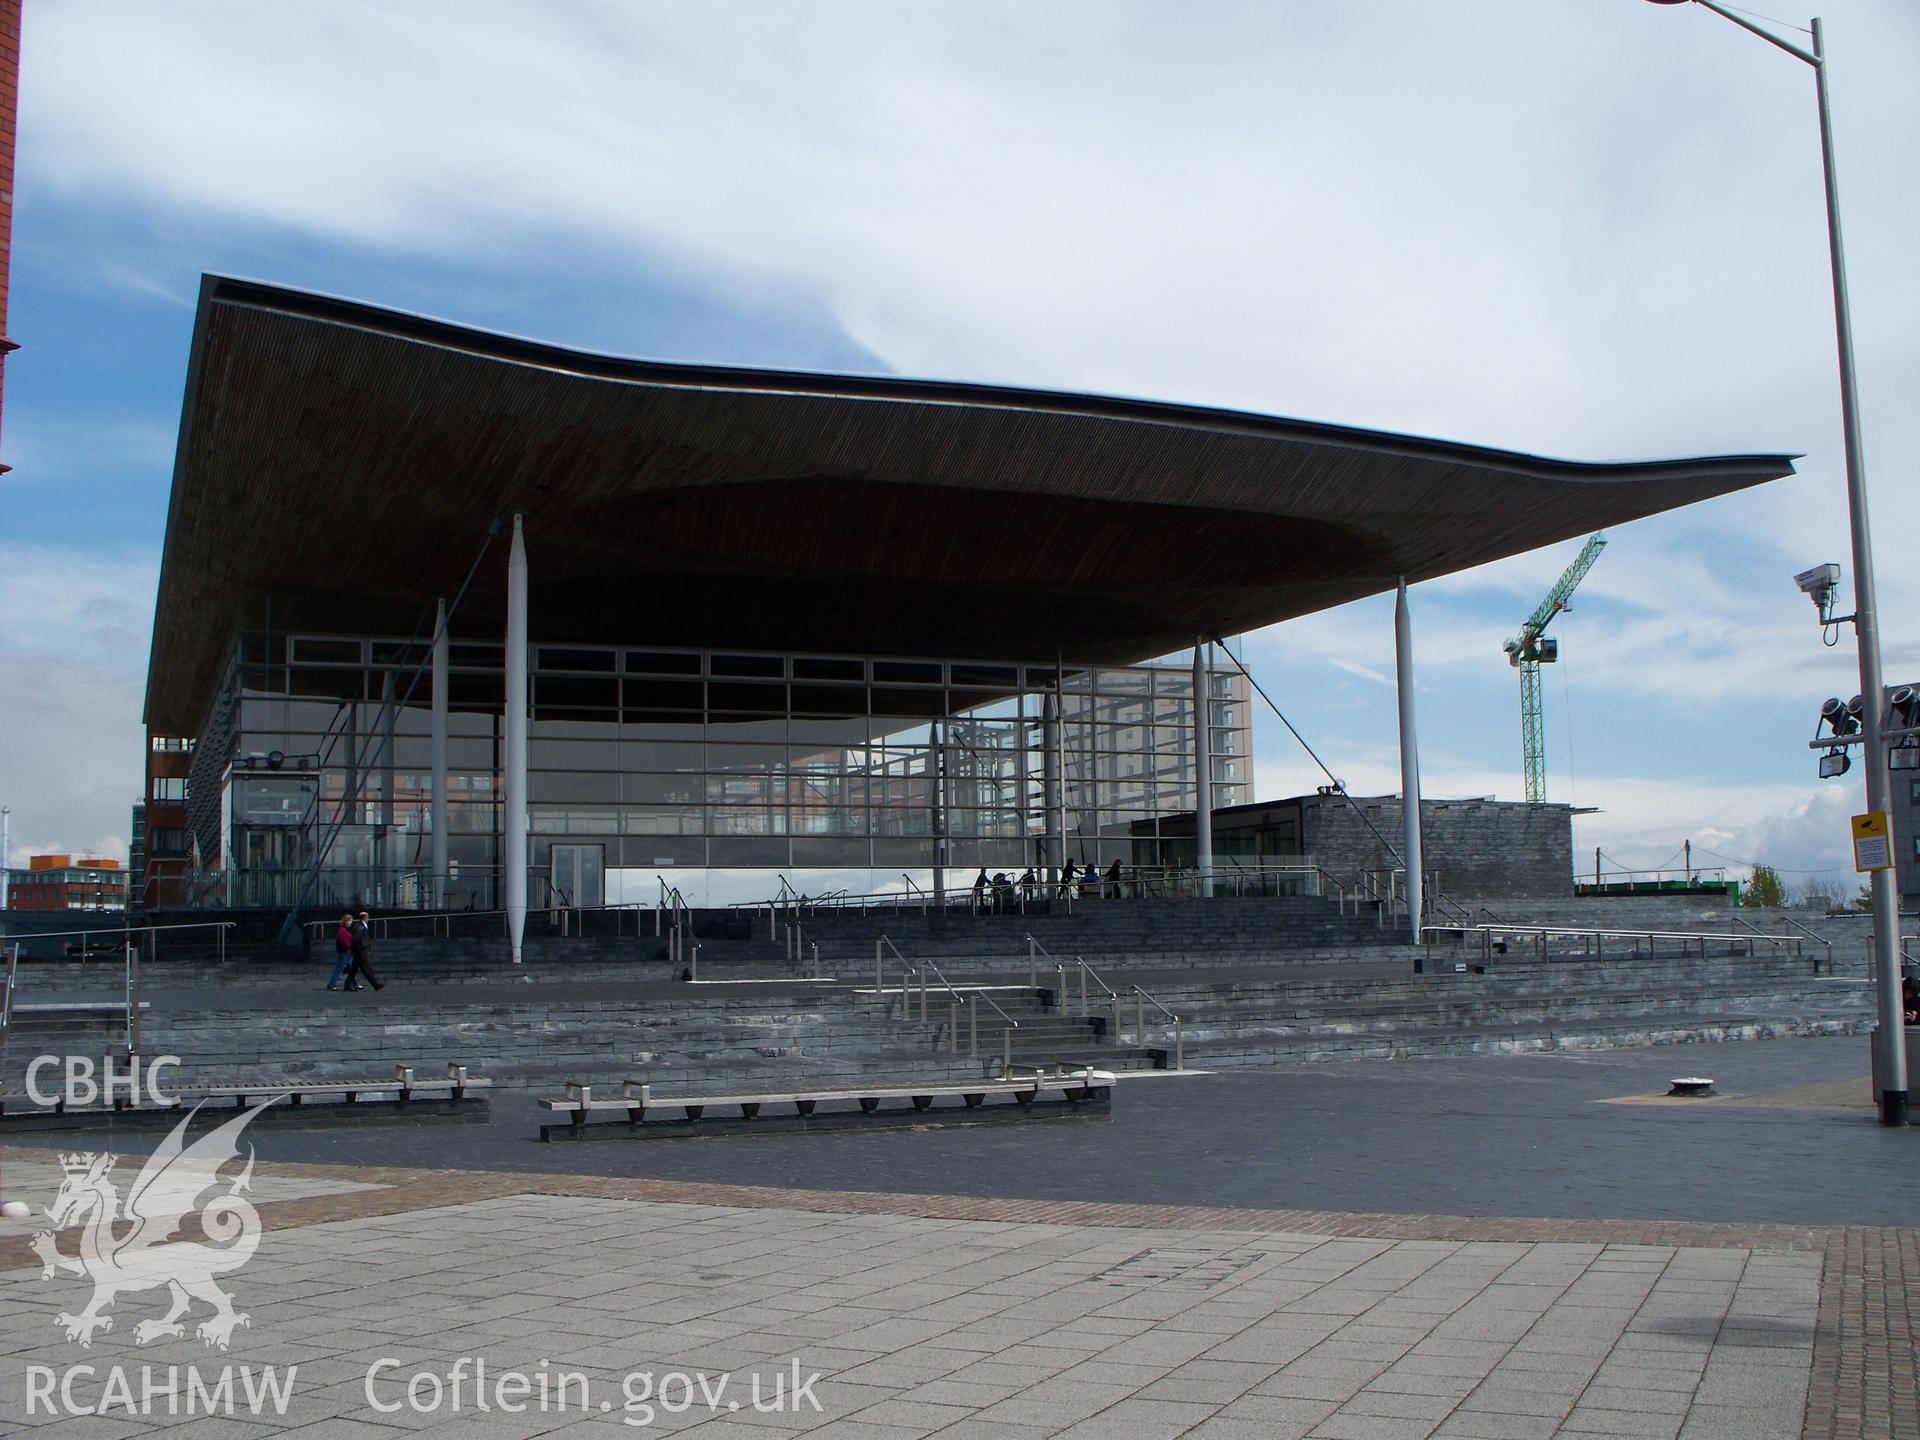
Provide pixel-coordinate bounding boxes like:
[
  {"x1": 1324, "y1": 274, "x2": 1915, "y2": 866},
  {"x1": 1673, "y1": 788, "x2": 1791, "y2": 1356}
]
[
  {"x1": 10, "y1": 1, "x2": 1918, "y2": 876},
  {"x1": 0, "y1": 545, "x2": 157, "y2": 864}
]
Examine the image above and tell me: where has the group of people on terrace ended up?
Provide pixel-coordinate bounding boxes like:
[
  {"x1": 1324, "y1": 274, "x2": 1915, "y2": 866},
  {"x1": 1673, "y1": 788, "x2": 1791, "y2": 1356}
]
[{"x1": 970, "y1": 859, "x2": 1129, "y2": 911}]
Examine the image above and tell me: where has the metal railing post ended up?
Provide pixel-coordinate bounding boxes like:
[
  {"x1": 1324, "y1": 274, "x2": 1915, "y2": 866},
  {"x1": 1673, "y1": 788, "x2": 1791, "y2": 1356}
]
[
  {"x1": 875, "y1": 939, "x2": 884, "y2": 992},
  {"x1": 1136, "y1": 989, "x2": 1145, "y2": 1046},
  {"x1": 125, "y1": 940, "x2": 141, "y2": 1057},
  {"x1": 1078, "y1": 963, "x2": 1087, "y2": 1015},
  {"x1": 948, "y1": 996, "x2": 958, "y2": 1054},
  {"x1": 1057, "y1": 963, "x2": 1066, "y2": 1011},
  {"x1": 918, "y1": 966, "x2": 928, "y2": 1022},
  {"x1": 1028, "y1": 935, "x2": 1037, "y2": 988},
  {"x1": 1174, "y1": 1016, "x2": 1184, "y2": 1071},
  {"x1": 969, "y1": 995, "x2": 979, "y2": 1055}
]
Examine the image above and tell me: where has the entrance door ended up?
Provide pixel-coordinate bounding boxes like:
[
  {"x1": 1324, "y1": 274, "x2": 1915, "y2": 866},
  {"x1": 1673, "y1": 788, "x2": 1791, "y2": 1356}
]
[{"x1": 550, "y1": 844, "x2": 605, "y2": 908}]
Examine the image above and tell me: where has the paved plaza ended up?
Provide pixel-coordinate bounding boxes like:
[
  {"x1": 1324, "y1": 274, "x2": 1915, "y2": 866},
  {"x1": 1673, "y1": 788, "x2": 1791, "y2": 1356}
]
[{"x1": 0, "y1": 1037, "x2": 1912, "y2": 1438}]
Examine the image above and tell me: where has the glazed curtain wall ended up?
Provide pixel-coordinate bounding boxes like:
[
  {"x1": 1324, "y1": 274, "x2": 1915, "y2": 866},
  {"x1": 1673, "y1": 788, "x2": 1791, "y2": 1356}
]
[{"x1": 219, "y1": 635, "x2": 1250, "y2": 906}]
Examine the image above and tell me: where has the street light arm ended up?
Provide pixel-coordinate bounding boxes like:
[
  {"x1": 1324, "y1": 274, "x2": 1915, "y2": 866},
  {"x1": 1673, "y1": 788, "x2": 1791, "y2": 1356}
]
[{"x1": 1675, "y1": 0, "x2": 1820, "y2": 67}]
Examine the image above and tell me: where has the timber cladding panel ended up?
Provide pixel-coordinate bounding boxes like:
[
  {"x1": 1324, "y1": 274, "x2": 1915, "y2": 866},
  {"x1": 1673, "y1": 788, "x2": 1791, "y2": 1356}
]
[{"x1": 146, "y1": 276, "x2": 1795, "y2": 734}]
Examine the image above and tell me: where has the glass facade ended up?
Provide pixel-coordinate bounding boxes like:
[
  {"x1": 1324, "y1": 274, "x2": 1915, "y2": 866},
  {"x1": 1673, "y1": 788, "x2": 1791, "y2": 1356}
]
[{"x1": 193, "y1": 633, "x2": 1250, "y2": 909}]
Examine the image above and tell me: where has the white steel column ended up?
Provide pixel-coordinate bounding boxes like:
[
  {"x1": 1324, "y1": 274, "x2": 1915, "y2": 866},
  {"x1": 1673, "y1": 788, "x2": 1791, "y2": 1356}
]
[
  {"x1": 1395, "y1": 578, "x2": 1425, "y2": 946},
  {"x1": 1192, "y1": 640, "x2": 1214, "y2": 898},
  {"x1": 1052, "y1": 665, "x2": 1069, "y2": 879},
  {"x1": 504, "y1": 516, "x2": 528, "y2": 964},
  {"x1": 430, "y1": 596, "x2": 449, "y2": 910},
  {"x1": 931, "y1": 720, "x2": 946, "y2": 909}
]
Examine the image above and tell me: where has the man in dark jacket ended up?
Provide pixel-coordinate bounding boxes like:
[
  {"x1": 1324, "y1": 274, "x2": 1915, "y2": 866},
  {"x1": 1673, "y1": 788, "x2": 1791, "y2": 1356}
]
[{"x1": 347, "y1": 911, "x2": 386, "y2": 991}]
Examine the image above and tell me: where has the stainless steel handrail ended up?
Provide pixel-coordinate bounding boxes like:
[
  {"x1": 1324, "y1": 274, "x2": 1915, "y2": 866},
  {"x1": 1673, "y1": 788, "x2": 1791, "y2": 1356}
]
[
  {"x1": 1025, "y1": 932, "x2": 1066, "y2": 988},
  {"x1": 1133, "y1": 986, "x2": 1185, "y2": 1071},
  {"x1": 20, "y1": 920, "x2": 238, "y2": 943},
  {"x1": 0, "y1": 943, "x2": 19, "y2": 1036},
  {"x1": 660, "y1": 884, "x2": 694, "y2": 977},
  {"x1": 875, "y1": 934, "x2": 1019, "y2": 1067},
  {"x1": 304, "y1": 901, "x2": 651, "y2": 940},
  {"x1": 1420, "y1": 922, "x2": 1806, "y2": 965}
]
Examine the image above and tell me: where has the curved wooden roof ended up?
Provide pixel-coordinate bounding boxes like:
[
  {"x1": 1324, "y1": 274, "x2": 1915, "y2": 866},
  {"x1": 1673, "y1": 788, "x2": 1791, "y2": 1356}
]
[{"x1": 145, "y1": 275, "x2": 1795, "y2": 731}]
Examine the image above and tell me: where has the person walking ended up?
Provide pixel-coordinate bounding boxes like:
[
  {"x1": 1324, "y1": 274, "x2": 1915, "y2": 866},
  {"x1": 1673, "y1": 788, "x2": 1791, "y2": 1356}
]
[
  {"x1": 326, "y1": 912, "x2": 357, "y2": 991},
  {"x1": 347, "y1": 910, "x2": 386, "y2": 991}
]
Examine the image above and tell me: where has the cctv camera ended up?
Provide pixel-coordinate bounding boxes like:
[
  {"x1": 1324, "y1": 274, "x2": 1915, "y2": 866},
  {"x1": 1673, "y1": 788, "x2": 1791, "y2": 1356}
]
[{"x1": 1795, "y1": 563, "x2": 1841, "y2": 597}]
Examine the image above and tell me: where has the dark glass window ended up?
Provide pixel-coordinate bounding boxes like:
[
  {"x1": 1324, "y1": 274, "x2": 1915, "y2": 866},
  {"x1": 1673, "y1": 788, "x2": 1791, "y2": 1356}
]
[
  {"x1": 708, "y1": 682, "x2": 787, "y2": 714},
  {"x1": 951, "y1": 664, "x2": 1018, "y2": 687},
  {"x1": 448, "y1": 673, "x2": 504, "y2": 708},
  {"x1": 540, "y1": 648, "x2": 616, "y2": 672},
  {"x1": 711, "y1": 654, "x2": 784, "y2": 678},
  {"x1": 534, "y1": 676, "x2": 619, "y2": 716},
  {"x1": 291, "y1": 638, "x2": 362, "y2": 664},
  {"x1": 622, "y1": 678, "x2": 703, "y2": 713},
  {"x1": 452, "y1": 643, "x2": 503, "y2": 667},
  {"x1": 289, "y1": 668, "x2": 365, "y2": 701},
  {"x1": 871, "y1": 686, "x2": 947, "y2": 718},
  {"x1": 793, "y1": 657, "x2": 864, "y2": 681},
  {"x1": 625, "y1": 651, "x2": 702, "y2": 675},
  {"x1": 874, "y1": 661, "x2": 942, "y2": 684},
  {"x1": 791, "y1": 683, "x2": 867, "y2": 717}
]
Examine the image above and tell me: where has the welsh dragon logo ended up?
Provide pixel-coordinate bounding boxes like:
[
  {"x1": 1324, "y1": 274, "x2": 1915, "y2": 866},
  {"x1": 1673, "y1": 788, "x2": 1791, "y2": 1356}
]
[{"x1": 29, "y1": 1103, "x2": 273, "y2": 1349}]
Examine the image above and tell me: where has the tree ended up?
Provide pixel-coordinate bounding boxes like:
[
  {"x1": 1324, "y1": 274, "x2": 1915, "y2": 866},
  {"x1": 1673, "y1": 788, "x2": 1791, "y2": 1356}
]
[
  {"x1": 1796, "y1": 875, "x2": 1846, "y2": 912},
  {"x1": 1857, "y1": 884, "x2": 1873, "y2": 914},
  {"x1": 1745, "y1": 864, "x2": 1785, "y2": 908}
]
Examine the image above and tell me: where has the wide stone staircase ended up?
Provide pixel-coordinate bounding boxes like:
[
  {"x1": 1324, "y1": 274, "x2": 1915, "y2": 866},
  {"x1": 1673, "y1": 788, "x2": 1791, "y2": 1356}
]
[
  {"x1": 0, "y1": 894, "x2": 1877, "y2": 1103},
  {"x1": 786, "y1": 894, "x2": 1407, "y2": 977}
]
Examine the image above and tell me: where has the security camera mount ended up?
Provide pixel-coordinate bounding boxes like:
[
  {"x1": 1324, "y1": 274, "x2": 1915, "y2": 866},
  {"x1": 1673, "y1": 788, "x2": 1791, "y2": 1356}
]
[{"x1": 1793, "y1": 562, "x2": 1852, "y2": 635}]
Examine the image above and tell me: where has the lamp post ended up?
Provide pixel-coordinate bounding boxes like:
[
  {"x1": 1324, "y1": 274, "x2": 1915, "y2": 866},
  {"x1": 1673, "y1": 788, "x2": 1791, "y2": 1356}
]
[{"x1": 1648, "y1": 2, "x2": 1906, "y2": 1125}]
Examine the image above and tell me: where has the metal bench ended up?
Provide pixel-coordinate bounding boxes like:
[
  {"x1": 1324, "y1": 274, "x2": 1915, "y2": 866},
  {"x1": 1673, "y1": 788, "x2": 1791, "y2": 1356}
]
[
  {"x1": 0, "y1": 1063, "x2": 489, "y2": 1121},
  {"x1": 538, "y1": 1068, "x2": 1115, "y2": 1140}
]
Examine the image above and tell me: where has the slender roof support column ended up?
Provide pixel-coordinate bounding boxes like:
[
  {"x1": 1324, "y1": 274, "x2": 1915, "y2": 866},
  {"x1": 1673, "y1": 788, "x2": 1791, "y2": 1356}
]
[
  {"x1": 1053, "y1": 664, "x2": 1069, "y2": 881},
  {"x1": 505, "y1": 516, "x2": 528, "y2": 964},
  {"x1": 430, "y1": 596, "x2": 449, "y2": 911},
  {"x1": 1395, "y1": 578, "x2": 1425, "y2": 946},
  {"x1": 1193, "y1": 640, "x2": 1214, "y2": 899},
  {"x1": 931, "y1": 719, "x2": 946, "y2": 910}
]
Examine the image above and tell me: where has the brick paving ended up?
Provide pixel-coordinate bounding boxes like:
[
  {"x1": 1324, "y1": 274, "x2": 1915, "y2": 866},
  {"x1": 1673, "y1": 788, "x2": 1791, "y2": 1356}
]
[{"x1": 1, "y1": 1145, "x2": 1912, "y2": 1437}]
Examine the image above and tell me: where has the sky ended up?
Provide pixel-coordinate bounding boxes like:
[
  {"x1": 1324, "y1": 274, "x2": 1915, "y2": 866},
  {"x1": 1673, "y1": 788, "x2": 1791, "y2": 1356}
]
[{"x1": 2, "y1": 0, "x2": 1916, "y2": 894}]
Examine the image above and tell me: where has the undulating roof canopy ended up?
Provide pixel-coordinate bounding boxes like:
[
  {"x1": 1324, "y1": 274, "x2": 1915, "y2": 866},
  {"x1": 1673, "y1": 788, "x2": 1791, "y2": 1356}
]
[{"x1": 145, "y1": 275, "x2": 1795, "y2": 732}]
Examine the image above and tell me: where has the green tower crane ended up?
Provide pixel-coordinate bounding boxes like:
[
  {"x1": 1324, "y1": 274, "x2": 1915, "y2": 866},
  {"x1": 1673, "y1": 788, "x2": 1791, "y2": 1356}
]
[{"x1": 1503, "y1": 533, "x2": 1607, "y2": 804}]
